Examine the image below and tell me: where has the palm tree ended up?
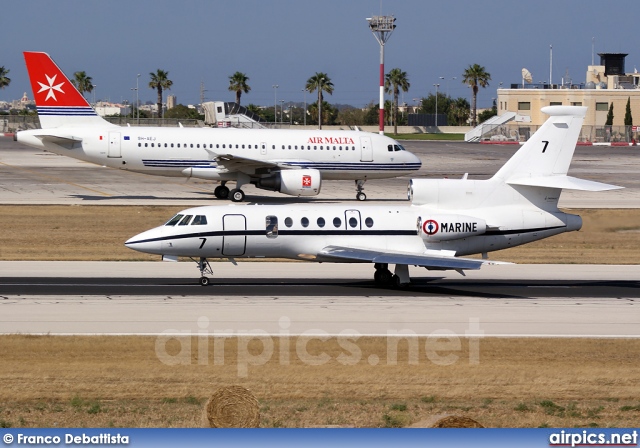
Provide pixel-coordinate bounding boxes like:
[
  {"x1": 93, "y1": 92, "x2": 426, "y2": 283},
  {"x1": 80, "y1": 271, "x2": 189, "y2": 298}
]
[
  {"x1": 71, "y1": 71, "x2": 94, "y2": 99},
  {"x1": 384, "y1": 68, "x2": 410, "y2": 134},
  {"x1": 149, "y1": 69, "x2": 173, "y2": 118},
  {"x1": 305, "y1": 72, "x2": 334, "y2": 129},
  {"x1": 462, "y1": 64, "x2": 491, "y2": 127},
  {"x1": 228, "y1": 72, "x2": 251, "y2": 105},
  {"x1": 0, "y1": 66, "x2": 10, "y2": 90}
]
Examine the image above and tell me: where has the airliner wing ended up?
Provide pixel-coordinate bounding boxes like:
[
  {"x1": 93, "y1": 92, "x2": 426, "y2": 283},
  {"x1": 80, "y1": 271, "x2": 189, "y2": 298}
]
[
  {"x1": 213, "y1": 154, "x2": 279, "y2": 172},
  {"x1": 318, "y1": 245, "x2": 501, "y2": 271},
  {"x1": 205, "y1": 149, "x2": 307, "y2": 174}
]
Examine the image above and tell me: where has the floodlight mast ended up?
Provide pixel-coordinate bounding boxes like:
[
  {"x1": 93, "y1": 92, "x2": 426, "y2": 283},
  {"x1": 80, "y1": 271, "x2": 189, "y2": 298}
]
[{"x1": 367, "y1": 15, "x2": 396, "y2": 135}]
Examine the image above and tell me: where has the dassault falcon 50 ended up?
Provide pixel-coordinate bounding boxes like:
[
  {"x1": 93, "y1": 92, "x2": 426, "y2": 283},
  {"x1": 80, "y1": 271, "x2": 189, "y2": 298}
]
[
  {"x1": 127, "y1": 106, "x2": 620, "y2": 286},
  {"x1": 16, "y1": 51, "x2": 421, "y2": 201}
]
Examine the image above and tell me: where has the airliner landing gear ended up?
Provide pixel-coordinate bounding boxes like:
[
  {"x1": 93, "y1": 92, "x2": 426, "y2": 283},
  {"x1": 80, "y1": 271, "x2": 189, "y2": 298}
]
[
  {"x1": 356, "y1": 179, "x2": 367, "y2": 201},
  {"x1": 214, "y1": 183, "x2": 229, "y2": 200},
  {"x1": 230, "y1": 188, "x2": 245, "y2": 202},
  {"x1": 229, "y1": 174, "x2": 249, "y2": 202},
  {"x1": 374, "y1": 263, "x2": 393, "y2": 287},
  {"x1": 195, "y1": 257, "x2": 213, "y2": 286},
  {"x1": 374, "y1": 263, "x2": 409, "y2": 289}
]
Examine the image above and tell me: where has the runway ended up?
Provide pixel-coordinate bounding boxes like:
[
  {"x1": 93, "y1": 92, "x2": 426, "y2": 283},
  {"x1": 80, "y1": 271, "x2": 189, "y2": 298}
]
[{"x1": 0, "y1": 262, "x2": 638, "y2": 337}]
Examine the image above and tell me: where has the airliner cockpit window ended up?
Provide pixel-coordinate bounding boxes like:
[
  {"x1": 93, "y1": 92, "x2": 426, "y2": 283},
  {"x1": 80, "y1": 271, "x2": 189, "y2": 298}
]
[
  {"x1": 178, "y1": 215, "x2": 193, "y2": 226},
  {"x1": 165, "y1": 214, "x2": 184, "y2": 226},
  {"x1": 387, "y1": 145, "x2": 393, "y2": 152},
  {"x1": 394, "y1": 144, "x2": 406, "y2": 151}
]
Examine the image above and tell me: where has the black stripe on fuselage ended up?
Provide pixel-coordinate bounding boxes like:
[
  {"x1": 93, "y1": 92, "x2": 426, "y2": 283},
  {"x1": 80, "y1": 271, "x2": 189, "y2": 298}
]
[{"x1": 126, "y1": 225, "x2": 567, "y2": 246}]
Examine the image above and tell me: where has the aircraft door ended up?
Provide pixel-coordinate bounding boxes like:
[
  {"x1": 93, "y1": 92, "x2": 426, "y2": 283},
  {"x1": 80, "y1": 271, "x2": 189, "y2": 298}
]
[
  {"x1": 108, "y1": 132, "x2": 122, "y2": 158},
  {"x1": 344, "y1": 210, "x2": 361, "y2": 230},
  {"x1": 359, "y1": 136, "x2": 373, "y2": 162},
  {"x1": 260, "y1": 141, "x2": 267, "y2": 156},
  {"x1": 222, "y1": 214, "x2": 247, "y2": 256}
]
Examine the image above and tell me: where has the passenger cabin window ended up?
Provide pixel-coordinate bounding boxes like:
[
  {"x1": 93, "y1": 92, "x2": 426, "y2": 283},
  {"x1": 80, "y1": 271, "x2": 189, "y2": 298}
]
[
  {"x1": 192, "y1": 215, "x2": 207, "y2": 225},
  {"x1": 266, "y1": 215, "x2": 278, "y2": 238},
  {"x1": 317, "y1": 217, "x2": 325, "y2": 228},
  {"x1": 301, "y1": 217, "x2": 309, "y2": 228},
  {"x1": 165, "y1": 214, "x2": 184, "y2": 226},
  {"x1": 348, "y1": 217, "x2": 358, "y2": 228},
  {"x1": 284, "y1": 217, "x2": 293, "y2": 227},
  {"x1": 178, "y1": 215, "x2": 193, "y2": 226},
  {"x1": 365, "y1": 217, "x2": 374, "y2": 228},
  {"x1": 333, "y1": 217, "x2": 342, "y2": 228}
]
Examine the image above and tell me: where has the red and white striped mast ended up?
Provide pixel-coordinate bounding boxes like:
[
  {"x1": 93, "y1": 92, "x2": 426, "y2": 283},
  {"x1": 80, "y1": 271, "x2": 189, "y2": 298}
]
[{"x1": 367, "y1": 15, "x2": 396, "y2": 135}]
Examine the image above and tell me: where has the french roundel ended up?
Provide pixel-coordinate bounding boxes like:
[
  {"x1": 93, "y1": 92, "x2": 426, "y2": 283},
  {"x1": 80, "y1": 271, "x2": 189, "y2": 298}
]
[{"x1": 422, "y1": 219, "x2": 439, "y2": 235}]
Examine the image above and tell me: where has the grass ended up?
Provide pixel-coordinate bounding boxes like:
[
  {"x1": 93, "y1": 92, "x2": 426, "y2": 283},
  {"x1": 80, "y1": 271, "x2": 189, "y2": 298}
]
[
  {"x1": 0, "y1": 335, "x2": 639, "y2": 428},
  {"x1": 0, "y1": 205, "x2": 639, "y2": 263}
]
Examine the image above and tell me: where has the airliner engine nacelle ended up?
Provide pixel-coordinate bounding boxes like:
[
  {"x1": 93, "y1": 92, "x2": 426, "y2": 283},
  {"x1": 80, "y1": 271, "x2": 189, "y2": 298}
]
[
  {"x1": 254, "y1": 169, "x2": 321, "y2": 197},
  {"x1": 418, "y1": 214, "x2": 487, "y2": 241}
]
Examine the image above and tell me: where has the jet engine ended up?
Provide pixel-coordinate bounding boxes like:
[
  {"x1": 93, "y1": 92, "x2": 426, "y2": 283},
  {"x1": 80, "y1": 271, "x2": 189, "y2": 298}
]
[
  {"x1": 254, "y1": 169, "x2": 321, "y2": 197},
  {"x1": 418, "y1": 214, "x2": 486, "y2": 241}
]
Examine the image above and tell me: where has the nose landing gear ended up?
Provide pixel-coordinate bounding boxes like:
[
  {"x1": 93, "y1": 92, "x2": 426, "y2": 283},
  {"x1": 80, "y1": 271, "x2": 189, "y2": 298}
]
[
  {"x1": 194, "y1": 257, "x2": 213, "y2": 286},
  {"x1": 356, "y1": 179, "x2": 367, "y2": 201}
]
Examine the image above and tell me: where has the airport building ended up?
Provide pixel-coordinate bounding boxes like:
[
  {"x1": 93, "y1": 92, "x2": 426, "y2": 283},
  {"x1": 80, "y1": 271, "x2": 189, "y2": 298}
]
[{"x1": 474, "y1": 53, "x2": 640, "y2": 143}]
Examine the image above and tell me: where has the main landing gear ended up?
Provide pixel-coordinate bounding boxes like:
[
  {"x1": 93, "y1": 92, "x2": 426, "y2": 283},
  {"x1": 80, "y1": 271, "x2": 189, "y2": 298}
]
[
  {"x1": 215, "y1": 174, "x2": 249, "y2": 202},
  {"x1": 373, "y1": 263, "x2": 410, "y2": 289},
  {"x1": 195, "y1": 257, "x2": 213, "y2": 286},
  {"x1": 356, "y1": 179, "x2": 367, "y2": 201},
  {"x1": 214, "y1": 183, "x2": 244, "y2": 202}
]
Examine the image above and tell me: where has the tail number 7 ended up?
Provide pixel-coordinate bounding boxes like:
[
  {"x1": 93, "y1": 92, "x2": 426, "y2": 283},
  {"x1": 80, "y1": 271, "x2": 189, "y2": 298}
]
[{"x1": 542, "y1": 140, "x2": 550, "y2": 153}]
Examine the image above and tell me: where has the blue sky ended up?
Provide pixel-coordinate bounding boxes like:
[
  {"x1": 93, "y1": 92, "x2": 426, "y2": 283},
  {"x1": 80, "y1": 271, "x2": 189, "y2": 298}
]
[{"x1": 1, "y1": 0, "x2": 638, "y2": 109}]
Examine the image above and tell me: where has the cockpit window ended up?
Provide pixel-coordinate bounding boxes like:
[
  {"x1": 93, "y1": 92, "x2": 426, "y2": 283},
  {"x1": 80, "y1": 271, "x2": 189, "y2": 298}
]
[
  {"x1": 266, "y1": 215, "x2": 278, "y2": 238},
  {"x1": 387, "y1": 144, "x2": 393, "y2": 152},
  {"x1": 394, "y1": 144, "x2": 405, "y2": 151},
  {"x1": 192, "y1": 215, "x2": 207, "y2": 225},
  {"x1": 165, "y1": 214, "x2": 184, "y2": 226},
  {"x1": 178, "y1": 215, "x2": 193, "y2": 226}
]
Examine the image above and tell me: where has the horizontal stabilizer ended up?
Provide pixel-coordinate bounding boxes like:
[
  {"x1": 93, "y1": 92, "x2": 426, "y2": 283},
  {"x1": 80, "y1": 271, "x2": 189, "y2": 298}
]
[
  {"x1": 508, "y1": 175, "x2": 622, "y2": 191},
  {"x1": 319, "y1": 245, "x2": 492, "y2": 271}
]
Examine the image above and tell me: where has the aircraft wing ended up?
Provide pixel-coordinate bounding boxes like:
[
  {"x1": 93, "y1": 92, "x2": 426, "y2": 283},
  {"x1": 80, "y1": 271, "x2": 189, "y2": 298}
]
[
  {"x1": 317, "y1": 245, "x2": 501, "y2": 271},
  {"x1": 205, "y1": 150, "x2": 303, "y2": 174}
]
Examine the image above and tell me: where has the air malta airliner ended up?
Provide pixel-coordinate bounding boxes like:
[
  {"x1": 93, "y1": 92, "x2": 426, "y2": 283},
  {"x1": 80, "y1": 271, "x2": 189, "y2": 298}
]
[
  {"x1": 126, "y1": 106, "x2": 621, "y2": 286},
  {"x1": 16, "y1": 52, "x2": 421, "y2": 202}
]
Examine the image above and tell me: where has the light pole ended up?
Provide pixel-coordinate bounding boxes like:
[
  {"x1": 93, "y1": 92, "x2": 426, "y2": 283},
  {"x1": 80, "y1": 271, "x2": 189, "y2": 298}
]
[
  {"x1": 136, "y1": 74, "x2": 140, "y2": 125},
  {"x1": 92, "y1": 85, "x2": 97, "y2": 105},
  {"x1": 130, "y1": 87, "x2": 136, "y2": 120},
  {"x1": 367, "y1": 15, "x2": 396, "y2": 135},
  {"x1": 290, "y1": 102, "x2": 293, "y2": 125},
  {"x1": 272, "y1": 85, "x2": 279, "y2": 124},
  {"x1": 279, "y1": 100, "x2": 284, "y2": 124},
  {"x1": 433, "y1": 83, "x2": 440, "y2": 127},
  {"x1": 301, "y1": 89, "x2": 307, "y2": 126}
]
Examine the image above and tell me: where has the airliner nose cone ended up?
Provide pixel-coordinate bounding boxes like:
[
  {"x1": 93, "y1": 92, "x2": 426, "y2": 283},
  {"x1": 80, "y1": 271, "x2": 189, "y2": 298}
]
[{"x1": 124, "y1": 227, "x2": 164, "y2": 254}]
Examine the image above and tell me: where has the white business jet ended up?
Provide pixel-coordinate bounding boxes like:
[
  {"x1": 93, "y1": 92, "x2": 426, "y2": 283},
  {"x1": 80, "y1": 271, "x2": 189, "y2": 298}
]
[
  {"x1": 126, "y1": 106, "x2": 621, "y2": 286},
  {"x1": 16, "y1": 51, "x2": 421, "y2": 201}
]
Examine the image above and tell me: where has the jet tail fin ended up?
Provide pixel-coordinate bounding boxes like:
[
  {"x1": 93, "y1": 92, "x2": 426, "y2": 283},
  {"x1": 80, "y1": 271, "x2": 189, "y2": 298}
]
[
  {"x1": 23, "y1": 51, "x2": 113, "y2": 129},
  {"x1": 493, "y1": 106, "x2": 586, "y2": 183}
]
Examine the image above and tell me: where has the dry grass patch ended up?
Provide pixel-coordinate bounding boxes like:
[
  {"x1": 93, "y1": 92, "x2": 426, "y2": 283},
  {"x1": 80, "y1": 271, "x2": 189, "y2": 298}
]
[{"x1": 0, "y1": 335, "x2": 639, "y2": 427}]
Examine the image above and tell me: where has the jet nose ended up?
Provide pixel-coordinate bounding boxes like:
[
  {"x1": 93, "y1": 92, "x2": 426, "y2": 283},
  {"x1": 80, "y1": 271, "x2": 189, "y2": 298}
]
[{"x1": 125, "y1": 227, "x2": 165, "y2": 255}]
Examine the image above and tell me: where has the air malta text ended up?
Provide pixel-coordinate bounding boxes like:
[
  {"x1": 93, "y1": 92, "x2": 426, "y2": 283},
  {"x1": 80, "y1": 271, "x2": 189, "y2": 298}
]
[{"x1": 307, "y1": 137, "x2": 355, "y2": 144}]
